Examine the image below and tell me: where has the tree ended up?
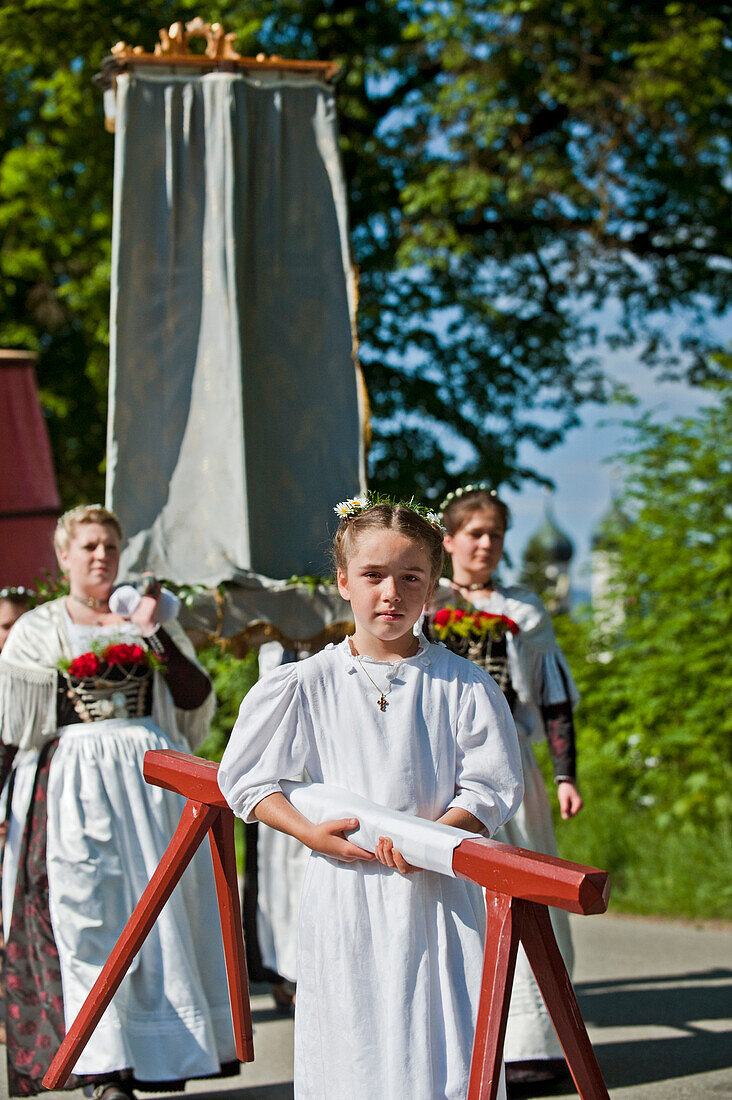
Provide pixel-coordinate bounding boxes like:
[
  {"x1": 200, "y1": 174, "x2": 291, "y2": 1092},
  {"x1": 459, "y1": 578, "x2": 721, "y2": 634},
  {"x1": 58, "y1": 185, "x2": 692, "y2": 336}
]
[
  {"x1": 0, "y1": 2, "x2": 207, "y2": 501},
  {"x1": 2, "y1": 2, "x2": 730, "y2": 504},
  {"x1": 254, "y1": 1, "x2": 731, "y2": 499},
  {"x1": 561, "y1": 370, "x2": 732, "y2": 831}
]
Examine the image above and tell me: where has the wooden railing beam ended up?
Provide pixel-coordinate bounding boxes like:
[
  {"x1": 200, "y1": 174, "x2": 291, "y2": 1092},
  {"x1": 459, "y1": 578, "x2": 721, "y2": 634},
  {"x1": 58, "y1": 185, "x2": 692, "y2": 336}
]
[{"x1": 43, "y1": 749, "x2": 610, "y2": 1100}]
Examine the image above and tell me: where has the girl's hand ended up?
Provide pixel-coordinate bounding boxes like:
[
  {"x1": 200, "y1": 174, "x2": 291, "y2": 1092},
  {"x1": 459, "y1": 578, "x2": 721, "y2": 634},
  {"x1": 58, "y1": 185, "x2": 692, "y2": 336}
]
[
  {"x1": 557, "y1": 781, "x2": 583, "y2": 819},
  {"x1": 306, "y1": 818, "x2": 376, "y2": 864},
  {"x1": 375, "y1": 836, "x2": 418, "y2": 875}
]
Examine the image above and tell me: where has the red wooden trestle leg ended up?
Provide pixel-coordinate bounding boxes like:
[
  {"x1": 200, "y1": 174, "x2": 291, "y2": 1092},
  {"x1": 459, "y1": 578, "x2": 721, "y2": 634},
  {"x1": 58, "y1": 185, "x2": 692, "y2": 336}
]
[
  {"x1": 466, "y1": 892, "x2": 609, "y2": 1100},
  {"x1": 208, "y1": 808, "x2": 254, "y2": 1060},
  {"x1": 520, "y1": 902, "x2": 608, "y2": 1098},
  {"x1": 467, "y1": 891, "x2": 523, "y2": 1100},
  {"x1": 43, "y1": 785, "x2": 253, "y2": 1090}
]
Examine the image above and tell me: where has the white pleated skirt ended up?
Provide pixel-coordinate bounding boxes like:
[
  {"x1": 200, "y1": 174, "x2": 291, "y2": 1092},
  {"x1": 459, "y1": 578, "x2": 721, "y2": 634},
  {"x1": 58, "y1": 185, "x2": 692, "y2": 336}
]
[
  {"x1": 292, "y1": 854, "x2": 507, "y2": 1100},
  {"x1": 494, "y1": 731, "x2": 574, "y2": 1063},
  {"x1": 44, "y1": 718, "x2": 236, "y2": 1081},
  {"x1": 256, "y1": 823, "x2": 309, "y2": 983}
]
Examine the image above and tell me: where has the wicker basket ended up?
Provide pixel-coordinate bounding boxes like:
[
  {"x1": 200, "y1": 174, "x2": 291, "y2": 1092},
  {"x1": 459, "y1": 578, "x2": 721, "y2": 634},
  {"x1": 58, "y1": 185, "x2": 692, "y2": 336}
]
[{"x1": 435, "y1": 631, "x2": 516, "y2": 709}]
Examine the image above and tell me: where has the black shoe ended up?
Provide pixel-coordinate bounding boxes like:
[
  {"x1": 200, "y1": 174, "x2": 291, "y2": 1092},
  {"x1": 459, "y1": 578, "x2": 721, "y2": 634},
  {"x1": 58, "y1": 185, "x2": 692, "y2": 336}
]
[
  {"x1": 506, "y1": 1059, "x2": 570, "y2": 1093},
  {"x1": 271, "y1": 982, "x2": 295, "y2": 1016},
  {"x1": 93, "y1": 1081, "x2": 135, "y2": 1100}
]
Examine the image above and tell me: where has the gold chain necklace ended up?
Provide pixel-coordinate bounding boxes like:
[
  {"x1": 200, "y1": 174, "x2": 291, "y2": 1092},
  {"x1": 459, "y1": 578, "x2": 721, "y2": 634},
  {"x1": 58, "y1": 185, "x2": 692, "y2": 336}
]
[
  {"x1": 351, "y1": 641, "x2": 412, "y2": 711},
  {"x1": 69, "y1": 592, "x2": 109, "y2": 612}
]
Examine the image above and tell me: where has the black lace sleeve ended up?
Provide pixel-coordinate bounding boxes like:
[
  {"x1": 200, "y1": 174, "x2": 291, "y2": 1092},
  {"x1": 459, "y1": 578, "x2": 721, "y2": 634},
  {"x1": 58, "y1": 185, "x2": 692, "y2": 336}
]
[
  {"x1": 540, "y1": 701, "x2": 576, "y2": 782},
  {"x1": 540, "y1": 660, "x2": 577, "y2": 783},
  {"x1": 149, "y1": 627, "x2": 211, "y2": 710}
]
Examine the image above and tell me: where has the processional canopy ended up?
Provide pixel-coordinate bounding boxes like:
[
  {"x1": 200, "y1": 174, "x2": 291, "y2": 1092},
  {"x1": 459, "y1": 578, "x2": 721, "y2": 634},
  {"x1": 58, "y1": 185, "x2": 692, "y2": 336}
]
[{"x1": 102, "y1": 20, "x2": 365, "y2": 618}]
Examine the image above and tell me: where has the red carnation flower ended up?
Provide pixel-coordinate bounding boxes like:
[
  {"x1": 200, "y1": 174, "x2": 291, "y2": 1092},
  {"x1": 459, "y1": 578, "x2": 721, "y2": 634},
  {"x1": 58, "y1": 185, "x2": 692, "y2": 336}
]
[
  {"x1": 68, "y1": 652, "x2": 101, "y2": 678},
  {"x1": 452, "y1": 608, "x2": 466, "y2": 620},
  {"x1": 501, "y1": 615, "x2": 520, "y2": 635},
  {"x1": 103, "y1": 643, "x2": 147, "y2": 665},
  {"x1": 433, "y1": 608, "x2": 451, "y2": 627}
]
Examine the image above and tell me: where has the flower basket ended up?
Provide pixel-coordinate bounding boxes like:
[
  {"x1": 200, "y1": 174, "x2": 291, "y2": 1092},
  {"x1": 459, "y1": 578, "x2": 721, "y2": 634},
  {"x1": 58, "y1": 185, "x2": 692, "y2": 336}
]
[
  {"x1": 428, "y1": 607, "x2": 519, "y2": 705},
  {"x1": 60, "y1": 643, "x2": 161, "y2": 722}
]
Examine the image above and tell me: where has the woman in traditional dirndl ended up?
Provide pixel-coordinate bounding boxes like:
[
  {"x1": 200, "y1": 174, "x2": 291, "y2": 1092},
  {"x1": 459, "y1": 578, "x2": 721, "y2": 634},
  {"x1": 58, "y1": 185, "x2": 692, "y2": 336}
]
[
  {"x1": 427, "y1": 485, "x2": 583, "y2": 1090},
  {"x1": 0, "y1": 505, "x2": 236, "y2": 1098}
]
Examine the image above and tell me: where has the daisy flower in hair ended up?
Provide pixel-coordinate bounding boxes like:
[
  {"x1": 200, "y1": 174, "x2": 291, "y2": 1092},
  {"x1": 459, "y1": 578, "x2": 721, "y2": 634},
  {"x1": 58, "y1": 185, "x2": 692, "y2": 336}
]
[
  {"x1": 334, "y1": 494, "x2": 369, "y2": 518},
  {"x1": 426, "y1": 510, "x2": 446, "y2": 532}
]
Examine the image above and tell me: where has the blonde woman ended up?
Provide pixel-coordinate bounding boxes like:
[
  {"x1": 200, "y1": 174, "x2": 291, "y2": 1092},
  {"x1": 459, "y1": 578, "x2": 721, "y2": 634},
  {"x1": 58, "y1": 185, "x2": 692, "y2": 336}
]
[{"x1": 0, "y1": 505, "x2": 236, "y2": 1099}]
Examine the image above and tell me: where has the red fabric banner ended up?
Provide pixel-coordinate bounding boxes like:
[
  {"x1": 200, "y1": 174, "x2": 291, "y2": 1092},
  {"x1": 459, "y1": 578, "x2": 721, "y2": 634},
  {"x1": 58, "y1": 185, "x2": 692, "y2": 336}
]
[{"x1": 0, "y1": 351, "x2": 60, "y2": 586}]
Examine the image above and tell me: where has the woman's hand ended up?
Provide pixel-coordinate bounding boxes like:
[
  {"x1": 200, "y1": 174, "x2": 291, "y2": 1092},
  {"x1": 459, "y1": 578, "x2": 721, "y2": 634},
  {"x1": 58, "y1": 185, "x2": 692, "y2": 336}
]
[
  {"x1": 557, "y1": 781, "x2": 583, "y2": 819},
  {"x1": 129, "y1": 576, "x2": 162, "y2": 637},
  {"x1": 305, "y1": 818, "x2": 376, "y2": 864},
  {"x1": 374, "y1": 836, "x2": 418, "y2": 875}
]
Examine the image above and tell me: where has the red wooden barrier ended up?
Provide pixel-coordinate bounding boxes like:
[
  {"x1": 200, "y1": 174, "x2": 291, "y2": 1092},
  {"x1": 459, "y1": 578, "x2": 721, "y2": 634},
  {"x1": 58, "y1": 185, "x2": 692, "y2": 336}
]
[
  {"x1": 43, "y1": 752, "x2": 253, "y2": 1091},
  {"x1": 44, "y1": 750, "x2": 610, "y2": 1099}
]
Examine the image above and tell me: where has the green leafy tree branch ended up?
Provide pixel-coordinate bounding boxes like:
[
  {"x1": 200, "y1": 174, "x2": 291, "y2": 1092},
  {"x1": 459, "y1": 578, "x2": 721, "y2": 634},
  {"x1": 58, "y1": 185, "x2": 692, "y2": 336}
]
[
  {"x1": 1, "y1": 1, "x2": 730, "y2": 505},
  {"x1": 560, "y1": 367, "x2": 732, "y2": 832}
]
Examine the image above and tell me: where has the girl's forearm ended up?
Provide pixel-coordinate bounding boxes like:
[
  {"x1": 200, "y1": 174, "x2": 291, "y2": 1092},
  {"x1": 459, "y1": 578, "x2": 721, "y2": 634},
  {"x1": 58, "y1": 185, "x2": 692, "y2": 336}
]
[
  {"x1": 253, "y1": 791, "x2": 317, "y2": 845},
  {"x1": 438, "y1": 806, "x2": 485, "y2": 833},
  {"x1": 253, "y1": 791, "x2": 376, "y2": 864},
  {"x1": 258, "y1": 792, "x2": 485, "y2": 839}
]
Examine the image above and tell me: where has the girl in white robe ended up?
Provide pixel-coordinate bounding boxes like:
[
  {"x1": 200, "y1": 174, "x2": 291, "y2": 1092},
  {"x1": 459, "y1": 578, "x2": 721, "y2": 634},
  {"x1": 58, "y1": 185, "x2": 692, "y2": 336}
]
[{"x1": 219, "y1": 500, "x2": 524, "y2": 1100}]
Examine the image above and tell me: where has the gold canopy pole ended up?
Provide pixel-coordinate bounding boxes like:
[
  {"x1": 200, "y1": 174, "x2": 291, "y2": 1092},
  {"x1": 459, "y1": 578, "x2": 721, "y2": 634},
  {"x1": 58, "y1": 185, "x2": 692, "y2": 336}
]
[{"x1": 97, "y1": 16, "x2": 340, "y2": 132}]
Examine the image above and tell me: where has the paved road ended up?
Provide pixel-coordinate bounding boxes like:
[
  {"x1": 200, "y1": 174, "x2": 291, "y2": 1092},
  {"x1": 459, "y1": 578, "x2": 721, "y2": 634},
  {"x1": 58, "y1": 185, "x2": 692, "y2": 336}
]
[
  {"x1": 541, "y1": 914, "x2": 732, "y2": 1100},
  {"x1": 4, "y1": 913, "x2": 730, "y2": 1099}
]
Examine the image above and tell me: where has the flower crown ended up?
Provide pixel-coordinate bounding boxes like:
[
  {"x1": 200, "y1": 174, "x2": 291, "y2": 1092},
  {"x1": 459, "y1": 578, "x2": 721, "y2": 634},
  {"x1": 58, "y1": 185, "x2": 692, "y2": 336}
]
[
  {"x1": 334, "y1": 492, "x2": 445, "y2": 534},
  {"x1": 0, "y1": 585, "x2": 32, "y2": 600},
  {"x1": 439, "y1": 482, "x2": 498, "y2": 516},
  {"x1": 56, "y1": 503, "x2": 105, "y2": 527}
]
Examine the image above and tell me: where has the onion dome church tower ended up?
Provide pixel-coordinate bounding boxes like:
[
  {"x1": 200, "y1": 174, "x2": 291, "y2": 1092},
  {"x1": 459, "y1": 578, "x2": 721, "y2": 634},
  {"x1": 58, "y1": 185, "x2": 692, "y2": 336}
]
[
  {"x1": 520, "y1": 496, "x2": 574, "y2": 613},
  {"x1": 591, "y1": 493, "x2": 631, "y2": 636}
]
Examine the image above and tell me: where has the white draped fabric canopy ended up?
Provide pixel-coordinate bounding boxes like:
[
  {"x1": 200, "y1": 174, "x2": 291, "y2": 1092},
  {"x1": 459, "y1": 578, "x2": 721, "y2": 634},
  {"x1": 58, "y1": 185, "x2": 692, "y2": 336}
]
[{"x1": 107, "y1": 68, "x2": 365, "y2": 587}]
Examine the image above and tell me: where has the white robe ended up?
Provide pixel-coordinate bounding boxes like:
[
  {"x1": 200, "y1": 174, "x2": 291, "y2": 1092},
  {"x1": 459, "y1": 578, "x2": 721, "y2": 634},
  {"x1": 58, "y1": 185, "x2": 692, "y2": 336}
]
[
  {"x1": 253, "y1": 642, "x2": 307, "y2": 983},
  {"x1": 219, "y1": 637, "x2": 523, "y2": 1100}
]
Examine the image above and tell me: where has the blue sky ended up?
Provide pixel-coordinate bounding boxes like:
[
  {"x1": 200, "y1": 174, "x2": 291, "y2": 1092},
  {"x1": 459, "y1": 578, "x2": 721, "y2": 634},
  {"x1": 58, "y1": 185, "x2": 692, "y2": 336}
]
[{"x1": 499, "y1": 347, "x2": 723, "y2": 594}]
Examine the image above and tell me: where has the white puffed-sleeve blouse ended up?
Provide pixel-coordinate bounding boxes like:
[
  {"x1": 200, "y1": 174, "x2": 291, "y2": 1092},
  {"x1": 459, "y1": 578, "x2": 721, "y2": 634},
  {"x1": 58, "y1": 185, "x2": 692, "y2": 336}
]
[{"x1": 219, "y1": 636, "x2": 523, "y2": 835}]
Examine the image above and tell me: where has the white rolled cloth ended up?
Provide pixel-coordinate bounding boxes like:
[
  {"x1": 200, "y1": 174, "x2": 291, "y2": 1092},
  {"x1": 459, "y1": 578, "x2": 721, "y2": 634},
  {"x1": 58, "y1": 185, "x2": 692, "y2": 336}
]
[
  {"x1": 280, "y1": 780, "x2": 477, "y2": 878},
  {"x1": 109, "y1": 584, "x2": 181, "y2": 622}
]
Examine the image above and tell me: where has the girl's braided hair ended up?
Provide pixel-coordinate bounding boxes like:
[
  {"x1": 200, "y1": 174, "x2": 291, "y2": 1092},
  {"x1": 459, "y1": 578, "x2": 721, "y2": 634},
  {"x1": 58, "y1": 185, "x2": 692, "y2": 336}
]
[{"x1": 333, "y1": 503, "x2": 444, "y2": 582}]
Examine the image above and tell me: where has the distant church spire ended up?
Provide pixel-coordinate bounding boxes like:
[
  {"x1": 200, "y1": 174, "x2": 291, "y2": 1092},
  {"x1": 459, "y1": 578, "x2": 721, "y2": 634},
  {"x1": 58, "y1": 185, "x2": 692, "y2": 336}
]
[
  {"x1": 591, "y1": 481, "x2": 631, "y2": 637},
  {"x1": 520, "y1": 491, "x2": 574, "y2": 613}
]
